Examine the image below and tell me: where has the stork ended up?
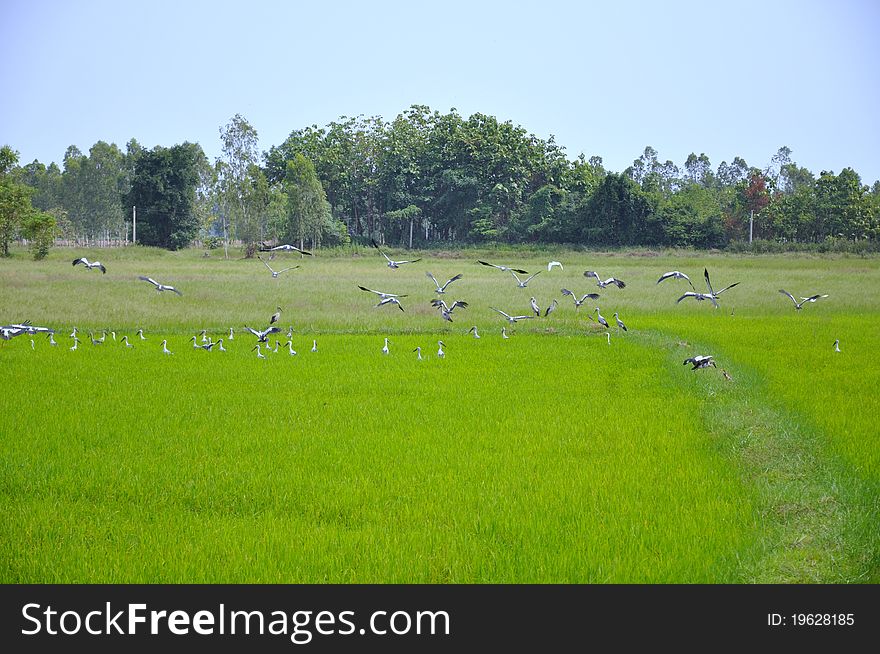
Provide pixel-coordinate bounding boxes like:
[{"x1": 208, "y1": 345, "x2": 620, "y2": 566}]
[
  {"x1": 561, "y1": 288, "x2": 600, "y2": 310},
  {"x1": 683, "y1": 355, "x2": 716, "y2": 370},
  {"x1": 431, "y1": 298, "x2": 468, "y2": 322},
  {"x1": 477, "y1": 260, "x2": 529, "y2": 275},
  {"x1": 468, "y1": 325, "x2": 480, "y2": 339},
  {"x1": 584, "y1": 271, "x2": 626, "y2": 288},
  {"x1": 120, "y1": 335, "x2": 133, "y2": 348},
  {"x1": 138, "y1": 276, "x2": 182, "y2": 295},
  {"x1": 544, "y1": 299, "x2": 558, "y2": 317},
  {"x1": 437, "y1": 340, "x2": 446, "y2": 358},
  {"x1": 779, "y1": 289, "x2": 829, "y2": 311},
  {"x1": 613, "y1": 312, "x2": 628, "y2": 332},
  {"x1": 547, "y1": 261, "x2": 563, "y2": 271},
  {"x1": 73, "y1": 257, "x2": 106, "y2": 274},
  {"x1": 657, "y1": 270, "x2": 695, "y2": 290},
  {"x1": 382, "y1": 337, "x2": 390, "y2": 355},
  {"x1": 413, "y1": 346, "x2": 423, "y2": 360},
  {"x1": 489, "y1": 307, "x2": 535, "y2": 326},
  {"x1": 161, "y1": 339, "x2": 172, "y2": 355},
  {"x1": 530, "y1": 297, "x2": 541, "y2": 316},
  {"x1": 371, "y1": 239, "x2": 421, "y2": 268},
  {"x1": 259, "y1": 255, "x2": 299, "y2": 278},
  {"x1": 426, "y1": 272, "x2": 463, "y2": 294},
  {"x1": 259, "y1": 243, "x2": 313, "y2": 257},
  {"x1": 137, "y1": 329, "x2": 146, "y2": 340},
  {"x1": 284, "y1": 340, "x2": 297, "y2": 355},
  {"x1": 594, "y1": 307, "x2": 609, "y2": 329},
  {"x1": 508, "y1": 269, "x2": 542, "y2": 288},
  {"x1": 252, "y1": 344, "x2": 267, "y2": 359},
  {"x1": 242, "y1": 325, "x2": 281, "y2": 343},
  {"x1": 270, "y1": 306, "x2": 282, "y2": 324}
]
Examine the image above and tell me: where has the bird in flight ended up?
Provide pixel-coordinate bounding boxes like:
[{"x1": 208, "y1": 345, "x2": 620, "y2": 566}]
[
  {"x1": 431, "y1": 298, "x2": 468, "y2": 322},
  {"x1": 243, "y1": 325, "x2": 282, "y2": 343},
  {"x1": 73, "y1": 257, "x2": 106, "y2": 274},
  {"x1": 509, "y1": 269, "x2": 542, "y2": 288},
  {"x1": 683, "y1": 355, "x2": 716, "y2": 370},
  {"x1": 489, "y1": 307, "x2": 535, "y2": 325},
  {"x1": 371, "y1": 239, "x2": 421, "y2": 268},
  {"x1": 657, "y1": 270, "x2": 695, "y2": 290},
  {"x1": 560, "y1": 288, "x2": 600, "y2": 310},
  {"x1": 677, "y1": 269, "x2": 738, "y2": 308},
  {"x1": 260, "y1": 243, "x2": 313, "y2": 256},
  {"x1": 547, "y1": 261, "x2": 564, "y2": 271},
  {"x1": 477, "y1": 260, "x2": 529, "y2": 275},
  {"x1": 138, "y1": 276, "x2": 182, "y2": 295},
  {"x1": 359, "y1": 286, "x2": 407, "y2": 310},
  {"x1": 426, "y1": 271, "x2": 463, "y2": 294},
  {"x1": 584, "y1": 270, "x2": 626, "y2": 288},
  {"x1": 259, "y1": 256, "x2": 299, "y2": 278},
  {"x1": 779, "y1": 289, "x2": 829, "y2": 311}
]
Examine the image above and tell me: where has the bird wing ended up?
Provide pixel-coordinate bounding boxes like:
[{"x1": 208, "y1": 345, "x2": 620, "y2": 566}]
[
  {"x1": 490, "y1": 307, "x2": 511, "y2": 319},
  {"x1": 441, "y1": 273, "x2": 463, "y2": 290},
  {"x1": 804, "y1": 294, "x2": 828, "y2": 302},
  {"x1": 703, "y1": 268, "x2": 714, "y2": 294},
  {"x1": 714, "y1": 282, "x2": 739, "y2": 295},
  {"x1": 584, "y1": 270, "x2": 600, "y2": 281},
  {"x1": 779, "y1": 289, "x2": 797, "y2": 305},
  {"x1": 450, "y1": 301, "x2": 468, "y2": 311},
  {"x1": 425, "y1": 271, "x2": 441, "y2": 289},
  {"x1": 478, "y1": 260, "x2": 501, "y2": 270},
  {"x1": 524, "y1": 271, "x2": 542, "y2": 284},
  {"x1": 138, "y1": 276, "x2": 159, "y2": 287},
  {"x1": 277, "y1": 266, "x2": 298, "y2": 274},
  {"x1": 73, "y1": 258, "x2": 84, "y2": 266},
  {"x1": 508, "y1": 269, "x2": 522, "y2": 283},
  {"x1": 560, "y1": 288, "x2": 574, "y2": 297},
  {"x1": 676, "y1": 292, "x2": 698, "y2": 303},
  {"x1": 167, "y1": 286, "x2": 183, "y2": 296},
  {"x1": 358, "y1": 286, "x2": 393, "y2": 297},
  {"x1": 510, "y1": 268, "x2": 530, "y2": 275},
  {"x1": 547, "y1": 261, "x2": 563, "y2": 271},
  {"x1": 99, "y1": 263, "x2": 106, "y2": 273},
  {"x1": 399, "y1": 258, "x2": 421, "y2": 265},
  {"x1": 259, "y1": 256, "x2": 274, "y2": 271},
  {"x1": 657, "y1": 271, "x2": 675, "y2": 284}
]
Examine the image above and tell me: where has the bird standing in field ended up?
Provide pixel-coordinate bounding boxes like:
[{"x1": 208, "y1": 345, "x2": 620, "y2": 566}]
[
  {"x1": 137, "y1": 329, "x2": 146, "y2": 340},
  {"x1": 413, "y1": 346, "x2": 423, "y2": 360},
  {"x1": 259, "y1": 255, "x2": 299, "y2": 278},
  {"x1": 216, "y1": 338, "x2": 226, "y2": 352},
  {"x1": 585, "y1": 270, "x2": 626, "y2": 288},
  {"x1": 47, "y1": 333, "x2": 57, "y2": 346},
  {"x1": 311, "y1": 340, "x2": 318, "y2": 353},
  {"x1": 657, "y1": 270, "x2": 695, "y2": 290},
  {"x1": 594, "y1": 307, "x2": 609, "y2": 328},
  {"x1": 284, "y1": 340, "x2": 297, "y2": 355},
  {"x1": 138, "y1": 276, "x2": 182, "y2": 295},
  {"x1": 382, "y1": 337, "x2": 390, "y2": 355},
  {"x1": 833, "y1": 339, "x2": 841, "y2": 353},
  {"x1": 73, "y1": 257, "x2": 106, "y2": 274},
  {"x1": 468, "y1": 325, "x2": 480, "y2": 339},
  {"x1": 779, "y1": 289, "x2": 829, "y2": 311},
  {"x1": 161, "y1": 339, "x2": 172, "y2": 355},
  {"x1": 252, "y1": 344, "x2": 266, "y2": 359},
  {"x1": 544, "y1": 299, "x2": 558, "y2": 317},
  {"x1": 530, "y1": 297, "x2": 541, "y2": 316},
  {"x1": 70, "y1": 337, "x2": 80, "y2": 351},
  {"x1": 120, "y1": 335, "x2": 133, "y2": 348},
  {"x1": 502, "y1": 326, "x2": 509, "y2": 339},
  {"x1": 270, "y1": 306, "x2": 282, "y2": 324},
  {"x1": 426, "y1": 271, "x2": 463, "y2": 294},
  {"x1": 437, "y1": 340, "x2": 446, "y2": 358},
  {"x1": 613, "y1": 312, "x2": 628, "y2": 332}
]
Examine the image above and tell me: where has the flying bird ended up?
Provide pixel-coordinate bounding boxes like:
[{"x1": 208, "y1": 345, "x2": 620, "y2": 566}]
[
  {"x1": 371, "y1": 239, "x2": 421, "y2": 268},
  {"x1": 547, "y1": 261, "x2": 564, "y2": 271},
  {"x1": 431, "y1": 298, "x2": 468, "y2": 322},
  {"x1": 779, "y1": 289, "x2": 829, "y2": 311},
  {"x1": 678, "y1": 269, "x2": 739, "y2": 308},
  {"x1": 561, "y1": 288, "x2": 600, "y2": 309},
  {"x1": 358, "y1": 286, "x2": 407, "y2": 301},
  {"x1": 657, "y1": 270, "x2": 695, "y2": 290},
  {"x1": 477, "y1": 260, "x2": 529, "y2": 275},
  {"x1": 683, "y1": 355, "x2": 716, "y2": 370},
  {"x1": 426, "y1": 272, "x2": 463, "y2": 294},
  {"x1": 138, "y1": 276, "x2": 182, "y2": 295},
  {"x1": 584, "y1": 271, "x2": 626, "y2": 288},
  {"x1": 260, "y1": 243, "x2": 313, "y2": 256},
  {"x1": 73, "y1": 257, "x2": 106, "y2": 274},
  {"x1": 508, "y1": 269, "x2": 542, "y2": 288},
  {"x1": 259, "y1": 255, "x2": 299, "y2": 278},
  {"x1": 489, "y1": 307, "x2": 535, "y2": 325},
  {"x1": 242, "y1": 325, "x2": 281, "y2": 342}
]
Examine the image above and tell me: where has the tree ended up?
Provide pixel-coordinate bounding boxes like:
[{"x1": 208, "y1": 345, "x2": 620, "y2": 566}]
[
  {"x1": 22, "y1": 211, "x2": 57, "y2": 260},
  {"x1": 283, "y1": 154, "x2": 334, "y2": 249},
  {"x1": 0, "y1": 145, "x2": 35, "y2": 256},
  {"x1": 217, "y1": 114, "x2": 261, "y2": 256},
  {"x1": 126, "y1": 143, "x2": 203, "y2": 250}
]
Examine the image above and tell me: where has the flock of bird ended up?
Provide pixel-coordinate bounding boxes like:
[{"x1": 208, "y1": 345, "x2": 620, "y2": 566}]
[{"x1": 2, "y1": 243, "x2": 837, "y2": 374}]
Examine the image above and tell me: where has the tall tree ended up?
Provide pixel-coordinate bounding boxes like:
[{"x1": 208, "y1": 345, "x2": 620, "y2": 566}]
[
  {"x1": 217, "y1": 114, "x2": 261, "y2": 256},
  {"x1": 0, "y1": 146, "x2": 35, "y2": 256},
  {"x1": 283, "y1": 154, "x2": 333, "y2": 249}
]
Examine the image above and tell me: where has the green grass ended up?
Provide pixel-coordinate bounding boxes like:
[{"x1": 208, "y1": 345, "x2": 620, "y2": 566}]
[{"x1": 0, "y1": 246, "x2": 877, "y2": 582}]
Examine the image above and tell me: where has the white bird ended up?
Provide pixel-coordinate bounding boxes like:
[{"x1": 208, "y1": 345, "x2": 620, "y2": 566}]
[
  {"x1": 779, "y1": 289, "x2": 829, "y2": 311},
  {"x1": 677, "y1": 268, "x2": 739, "y2": 309},
  {"x1": 530, "y1": 297, "x2": 541, "y2": 316},
  {"x1": 833, "y1": 339, "x2": 841, "y2": 353},
  {"x1": 594, "y1": 307, "x2": 609, "y2": 328},
  {"x1": 228, "y1": 327, "x2": 235, "y2": 340},
  {"x1": 30, "y1": 338, "x2": 35, "y2": 350},
  {"x1": 501, "y1": 326, "x2": 509, "y2": 339},
  {"x1": 88, "y1": 330, "x2": 105, "y2": 345},
  {"x1": 437, "y1": 340, "x2": 446, "y2": 358},
  {"x1": 657, "y1": 270, "x2": 695, "y2": 290},
  {"x1": 216, "y1": 338, "x2": 226, "y2": 352},
  {"x1": 371, "y1": 239, "x2": 421, "y2": 268},
  {"x1": 613, "y1": 312, "x2": 628, "y2": 332},
  {"x1": 426, "y1": 271, "x2": 463, "y2": 294},
  {"x1": 137, "y1": 328, "x2": 146, "y2": 340},
  {"x1": 358, "y1": 286, "x2": 408, "y2": 306},
  {"x1": 508, "y1": 269, "x2": 542, "y2": 288},
  {"x1": 547, "y1": 261, "x2": 563, "y2": 271},
  {"x1": 47, "y1": 332, "x2": 57, "y2": 346},
  {"x1": 260, "y1": 243, "x2": 313, "y2": 256},
  {"x1": 271, "y1": 340, "x2": 280, "y2": 354},
  {"x1": 286, "y1": 325, "x2": 293, "y2": 339},
  {"x1": 683, "y1": 355, "x2": 716, "y2": 370},
  {"x1": 70, "y1": 326, "x2": 78, "y2": 339},
  {"x1": 376, "y1": 296, "x2": 405, "y2": 311},
  {"x1": 189, "y1": 335, "x2": 202, "y2": 349},
  {"x1": 431, "y1": 298, "x2": 468, "y2": 322},
  {"x1": 311, "y1": 339, "x2": 318, "y2": 352},
  {"x1": 259, "y1": 255, "x2": 299, "y2": 278},
  {"x1": 382, "y1": 337, "x2": 390, "y2": 355},
  {"x1": 543, "y1": 299, "x2": 558, "y2": 317},
  {"x1": 413, "y1": 346, "x2": 423, "y2": 360},
  {"x1": 477, "y1": 260, "x2": 529, "y2": 274},
  {"x1": 489, "y1": 307, "x2": 535, "y2": 325},
  {"x1": 197, "y1": 329, "x2": 208, "y2": 344},
  {"x1": 252, "y1": 343, "x2": 266, "y2": 359},
  {"x1": 468, "y1": 325, "x2": 480, "y2": 339},
  {"x1": 161, "y1": 339, "x2": 172, "y2": 355},
  {"x1": 270, "y1": 306, "x2": 282, "y2": 324},
  {"x1": 72, "y1": 257, "x2": 106, "y2": 274},
  {"x1": 561, "y1": 288, "x2": 601, "y2": 310},
  {"x1": 110, "y1": 331, "x2": 117, "y2": 342},
  {"x1": 138, "y1": 276, "x2": 182, "y2": 295},
  {"x1": 120, "y1": 335, "x2": 133, "y2": 348},
  {"x1": 604, "y1": 331, "x2": 611, "y2": 345},
  {"x1": 242, "y1": 325, "x2": 281, "y2": 342},
  {"x1": 584, "y1": 270, "x2": 626, "y2": 289},
  {"x1": 284, "y1": 340, "x2": 297, "y2": 355},
  {"x1": 70, "y1": 337, "x2": 80, "y2": 351}
]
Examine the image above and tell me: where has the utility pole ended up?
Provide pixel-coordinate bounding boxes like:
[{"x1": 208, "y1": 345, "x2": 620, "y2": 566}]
[
  {"x1": 132, "y1": 206, "x2": 137, "y2": 244},
  {"x1": 749, "y1": 209, "x2": 753, "y2": 243}
]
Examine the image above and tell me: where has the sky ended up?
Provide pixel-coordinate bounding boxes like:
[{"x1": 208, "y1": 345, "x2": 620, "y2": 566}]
[{"x1": 2, "y1": 0, "x2": 879, "y2": 183}]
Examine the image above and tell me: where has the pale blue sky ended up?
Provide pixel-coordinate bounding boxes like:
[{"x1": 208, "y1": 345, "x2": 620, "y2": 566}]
[{"x1": 2, "y1": 0, "x2": 879, "y2": 183}]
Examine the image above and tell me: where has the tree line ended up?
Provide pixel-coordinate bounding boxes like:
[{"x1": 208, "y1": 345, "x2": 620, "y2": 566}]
[{"x1": 2, "y1": 105, "x2": 879, "y2": 258}]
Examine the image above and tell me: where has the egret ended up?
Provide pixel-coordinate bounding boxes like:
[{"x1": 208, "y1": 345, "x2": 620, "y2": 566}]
[
  {"x1": 833, "y1": 339, "x2": 841, "y2": 353},
  {"x1": 284, "y1": 340, "x2": 297, "y2": 355},
  {"x1": 120, "y1": 335, "x2": 133, "y2": 348},
  {"x1": 547, "y1": 261, "x2": 563, "y2": 271},
  {"x1": 259, "y1": 255, "x2": 299, "y2": 278},
  {"x1": 779, "y1": 289, "x2": 829, "y2": 311},
  {"x1": 270, "y1": 306, "x2": 282, "y2": 324},
  {"x1": 72, "y1": 257, "x2": 106, "y2": 274},
  {"x1": 382, "y1": 337, "x2": 390, "y2": 355},
  {"x1": 508, "y1": 269, "x2": 542, "y2": 288},
  {"x1": 657, "y1": 270, "x2": 695, "y2": 290},
  {"x1": 613, "y1": 312, "x2": 628, "y2": 332},
  {"x1": 561, "y1": 288, "x2": 600, "y2": 310},
  {"x1": 161, "y1": 339, "x2": 172, "y2": 355},
  {"x1": 426, "y1": 271, "x2": 463, "y2": 294},
  {"x1": 371, "y1": 239, "x2": 421, "y2": 268},
  {"x1": 477, "y1": 260, "x2": 529, "y2": 275},
  {"x1": 138, "y1": 276, "x2": 182, "y2": 295},
  {"x1": 413, "y1": 346, "x2": 423, "y2": 360},
  {"x1": 431, "y1": 298, "x2": 468, "y2": 322},
  {"x1": 594, "y1": 307, "x2": 609, "y2": 328},
  {"x1": 544, "y1": 299, "x2": 558, "y2": 317},
  {"x1": 437, "y1": 340, "x2": 446, "y2": 358},
  {"x1": 252, "y1": 344, "x2": 267, "y2": 359},
  {"x1": 468, "y1": 325, "x2": 481, "y2": 339},
  {"x1": 683, "y1": 355, "x2": 716, "y2": 370},
  {"x1": 584, "y1": 271, "x2": 626, "y2": 288},
  {"x1": 489, "y1": 307, "x2": 535, "y2": 325}
]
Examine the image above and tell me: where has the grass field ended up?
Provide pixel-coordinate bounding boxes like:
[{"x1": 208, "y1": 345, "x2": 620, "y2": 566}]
[{"x1": 1, "y1": 246, "x2": 877, "y2": 583}]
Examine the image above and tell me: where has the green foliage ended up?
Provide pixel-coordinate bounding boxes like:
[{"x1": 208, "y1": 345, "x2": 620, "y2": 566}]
[
  {"x1": 21, "y1": 210, "x2": 57, "y2": 259},
  {"x1": 0, "y1": 145, "x2": 34, "y2": 256}
]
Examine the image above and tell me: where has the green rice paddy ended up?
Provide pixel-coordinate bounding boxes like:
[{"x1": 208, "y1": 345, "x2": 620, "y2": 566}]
[{"x1": 1, "y1": 247, "x2": 877, "y2": 583}]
